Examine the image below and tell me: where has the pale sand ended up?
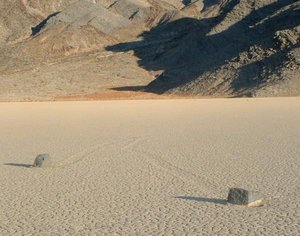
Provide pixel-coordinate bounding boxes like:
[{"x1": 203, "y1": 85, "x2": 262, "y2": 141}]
[{"x1": 0, "y1": 98, "x2": 299, "y2": 235}]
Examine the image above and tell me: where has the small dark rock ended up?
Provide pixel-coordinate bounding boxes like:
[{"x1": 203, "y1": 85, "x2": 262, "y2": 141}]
[
  {"x1": 227, "y1": 188, "x2": 264, "y2": 207},
  {"x1": 33, "y1": 153, "x2": 52, "y2": 168}
]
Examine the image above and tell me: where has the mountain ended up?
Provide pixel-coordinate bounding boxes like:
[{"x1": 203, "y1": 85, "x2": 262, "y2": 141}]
[{"x1": 0, "y1": 0, "x2": 299, "y2": 101}]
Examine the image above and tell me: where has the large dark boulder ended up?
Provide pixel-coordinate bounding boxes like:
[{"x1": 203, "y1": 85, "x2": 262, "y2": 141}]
[{"x1": 227, "y1": 188, "x2": 264, "y2": 207}]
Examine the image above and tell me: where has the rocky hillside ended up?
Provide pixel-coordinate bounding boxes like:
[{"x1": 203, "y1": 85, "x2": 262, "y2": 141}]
[{"x1": 0, "y1": 0, "x2": 299, "y2": 100}]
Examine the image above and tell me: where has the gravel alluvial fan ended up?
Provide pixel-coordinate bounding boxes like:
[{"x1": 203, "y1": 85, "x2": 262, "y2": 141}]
[{"x1": 0, "y1": 0, "x2": 299, "y2": 101}]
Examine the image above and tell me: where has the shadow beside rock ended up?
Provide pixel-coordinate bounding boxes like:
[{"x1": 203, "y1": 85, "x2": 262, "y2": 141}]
[
  {"x1": 176, "y1": 196, "x2": 227, "y2": 205},
  {"x1": 4, "y1": 163, "x2": 32, "y2": 168}
]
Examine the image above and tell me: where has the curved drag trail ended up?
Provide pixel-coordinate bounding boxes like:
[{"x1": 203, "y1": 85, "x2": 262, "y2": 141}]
[{"x1": 0, "y1": 98, "x2": 299, "y2": 235}]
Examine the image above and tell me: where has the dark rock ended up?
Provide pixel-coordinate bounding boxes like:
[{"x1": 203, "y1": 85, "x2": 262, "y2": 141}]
[
  {"x1": 33, "y1": 153, "x2": 52, "y2": 168},
  {"x1": 227, "y1": 188, "x2": 264, "y2": 206}
]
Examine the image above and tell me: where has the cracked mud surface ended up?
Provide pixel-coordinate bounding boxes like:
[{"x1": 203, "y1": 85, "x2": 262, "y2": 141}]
[{"x1": 0, "y1": 98, "x2": 299, "y2": 235}]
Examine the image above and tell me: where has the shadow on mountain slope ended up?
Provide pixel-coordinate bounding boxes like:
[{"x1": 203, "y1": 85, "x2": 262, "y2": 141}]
[
  {"x1": 182, "y1": 0, "x2": 192, "y2": 6},
  {"x1": 203, "y1": 0, "x2": 221, "y2": 9},
  {"x1": 31, "y1": 12, "x2": 60, "y2": 36},
  {"x1": 106, "y1": 0, "x2": 300, "y2": 96}
]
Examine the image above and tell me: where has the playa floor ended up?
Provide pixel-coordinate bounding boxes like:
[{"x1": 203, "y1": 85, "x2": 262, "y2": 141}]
[{"x1": 0, "y1": 98, "x2": 299, "y2": 235}]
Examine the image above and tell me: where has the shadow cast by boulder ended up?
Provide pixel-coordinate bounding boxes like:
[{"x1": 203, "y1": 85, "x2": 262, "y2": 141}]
[
  {"x1": 4, "y1": 163, "x2": 32, "y2": 168},
  {"x1": 176, "y1": 196, "x2": 227, "y2": 205}
]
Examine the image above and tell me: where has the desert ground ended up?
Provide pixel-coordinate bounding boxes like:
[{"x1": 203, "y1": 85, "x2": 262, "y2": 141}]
[{"x1": 0, "y1": 98, "x2": 299, "y2": 235}]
